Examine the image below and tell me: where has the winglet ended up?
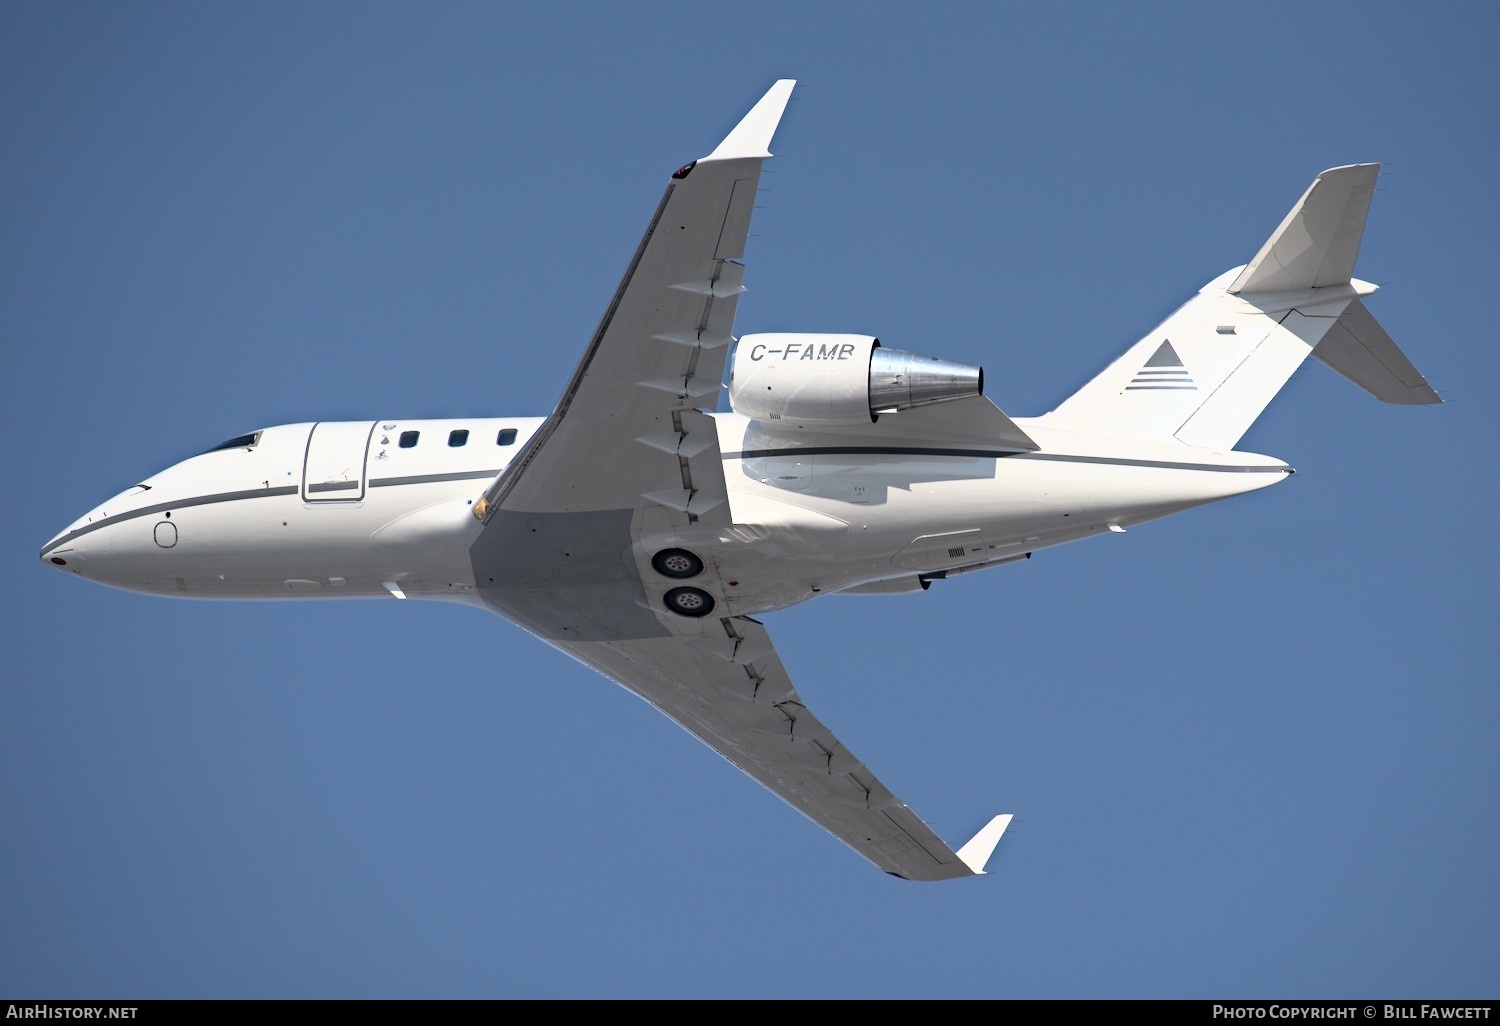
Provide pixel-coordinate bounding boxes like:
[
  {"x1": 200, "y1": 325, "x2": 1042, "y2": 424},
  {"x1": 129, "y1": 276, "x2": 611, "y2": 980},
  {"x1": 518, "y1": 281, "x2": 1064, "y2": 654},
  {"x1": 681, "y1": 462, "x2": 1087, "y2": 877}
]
[
  {"x1": 955, "y1": 813, "x2": 1013, "y2": 875},
  {"x1": 1229, "y1": 163, "x2": 1380, "y2": 293},
  {"x1": 704, "y1": 79, "x2": 796, "y2": 162}
]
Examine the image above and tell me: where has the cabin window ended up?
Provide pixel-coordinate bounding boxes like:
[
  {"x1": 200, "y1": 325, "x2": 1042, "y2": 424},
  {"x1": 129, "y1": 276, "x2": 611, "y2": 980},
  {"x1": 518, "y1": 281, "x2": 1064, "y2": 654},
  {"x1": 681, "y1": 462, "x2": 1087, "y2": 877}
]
[
  {"x1": 199, "y1": 431, "x2": 261, "y2": 455},
  {"x1": 399, "y1": 430, "x2": 420, "y2": 448},
  {"x1": 448, "y1": 429, "x2": 469, "y2": 447},
  {"x1": 497, "y1": 428, "x2": 517, "y2": 446}
]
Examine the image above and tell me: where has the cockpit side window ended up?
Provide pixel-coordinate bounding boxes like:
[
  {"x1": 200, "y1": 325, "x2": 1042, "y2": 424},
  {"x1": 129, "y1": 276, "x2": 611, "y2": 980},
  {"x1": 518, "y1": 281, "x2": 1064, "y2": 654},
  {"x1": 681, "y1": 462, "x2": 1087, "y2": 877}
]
[
  {"x1": 199, "y1": 431, "x2": 261, "y2": 455},
  {"x1": 399, "y1": 431, "x2": 420, "y2": 448}
]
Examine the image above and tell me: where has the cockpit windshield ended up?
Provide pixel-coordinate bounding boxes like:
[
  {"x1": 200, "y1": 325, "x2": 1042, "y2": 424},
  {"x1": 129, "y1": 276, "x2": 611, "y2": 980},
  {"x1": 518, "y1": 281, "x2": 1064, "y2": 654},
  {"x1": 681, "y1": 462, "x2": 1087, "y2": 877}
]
[{"x1": 199, "y1": 431, "x2": 262, "y2": 455}]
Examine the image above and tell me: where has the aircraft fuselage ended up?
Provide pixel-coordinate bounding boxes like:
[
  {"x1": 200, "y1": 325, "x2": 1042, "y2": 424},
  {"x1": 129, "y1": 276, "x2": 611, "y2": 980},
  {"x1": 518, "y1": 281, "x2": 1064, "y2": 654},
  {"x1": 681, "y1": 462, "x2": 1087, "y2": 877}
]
[{"x1": 40, "y1": 415, "x2": 1290, "y2": 615}]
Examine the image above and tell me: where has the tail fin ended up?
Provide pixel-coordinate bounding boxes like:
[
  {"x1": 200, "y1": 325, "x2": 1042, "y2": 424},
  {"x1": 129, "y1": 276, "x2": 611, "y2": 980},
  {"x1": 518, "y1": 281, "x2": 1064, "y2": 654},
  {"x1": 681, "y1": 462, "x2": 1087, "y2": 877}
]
[{"x1": 1041, "y1": 164, "x2": 1440, "y2": 449}]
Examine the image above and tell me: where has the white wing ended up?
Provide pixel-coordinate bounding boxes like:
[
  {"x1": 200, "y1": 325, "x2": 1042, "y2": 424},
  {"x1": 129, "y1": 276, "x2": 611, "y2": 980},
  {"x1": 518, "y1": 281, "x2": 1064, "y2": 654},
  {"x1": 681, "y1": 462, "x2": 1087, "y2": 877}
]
[
  {"x1": 557, "y1": 615, "x2": 1010, "y2": 881},
  {"x1": 468, "y1": 81, "x2": 1009, "y2": 880},
  {"x1": 474, "y1": 81, "x2": 798, "y2": 525}
]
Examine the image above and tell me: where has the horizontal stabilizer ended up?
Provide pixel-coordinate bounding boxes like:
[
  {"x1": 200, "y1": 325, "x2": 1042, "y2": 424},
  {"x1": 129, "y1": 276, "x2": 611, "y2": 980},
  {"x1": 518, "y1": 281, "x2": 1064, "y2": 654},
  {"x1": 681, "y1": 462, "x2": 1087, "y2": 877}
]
[
  {"x1": 955, "y1": 814, "x2": 1013, "y2": 874},
  {"x1": 1314, "y1": 298, "x2": 1442, "y2": 405},
  {"x1": 1230, "y1": 164, "x2": 1379, "y2": 294}
]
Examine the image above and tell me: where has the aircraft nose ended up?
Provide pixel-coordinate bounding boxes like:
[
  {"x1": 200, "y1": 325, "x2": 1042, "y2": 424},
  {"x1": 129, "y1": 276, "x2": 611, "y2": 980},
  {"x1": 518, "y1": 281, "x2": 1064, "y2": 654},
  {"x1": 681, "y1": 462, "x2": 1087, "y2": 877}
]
[
  {"x1": 42, "y1": 482, "x2": 173, "y2": 589},
  {"x1": 40, "y1": 507, "x2": 184, "y2": 595},
  {"x1": 41, "y1": 511, "x2": 122, "y2": 577},
  {"x1": 41, "y1": 525, "x2": 86, "y2": 573}
]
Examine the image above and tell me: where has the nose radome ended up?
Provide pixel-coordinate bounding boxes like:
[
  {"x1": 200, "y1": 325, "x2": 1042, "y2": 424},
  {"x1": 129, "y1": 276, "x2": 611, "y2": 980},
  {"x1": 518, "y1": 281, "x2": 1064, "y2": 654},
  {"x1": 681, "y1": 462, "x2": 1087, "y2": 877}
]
[
  {"x1": 41, "y1": 525, "x2": 81, "y2": 571},
  {"x1": 42, "y1": 509, "x2": 109, "y2": 572}
]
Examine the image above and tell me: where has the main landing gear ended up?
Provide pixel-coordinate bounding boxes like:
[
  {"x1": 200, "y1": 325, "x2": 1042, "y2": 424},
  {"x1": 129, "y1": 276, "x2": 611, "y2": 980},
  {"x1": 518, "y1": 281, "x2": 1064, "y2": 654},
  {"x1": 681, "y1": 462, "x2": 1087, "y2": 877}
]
[
  {"x1": 664, "y1": 586, "x2": 715, "y2": 617},
  {"x1": 651, "y1": 548, "x2": 704, "y2": 579},
  {"x1": 651, "y1": 548, "x2": 715, "y2": 618}
]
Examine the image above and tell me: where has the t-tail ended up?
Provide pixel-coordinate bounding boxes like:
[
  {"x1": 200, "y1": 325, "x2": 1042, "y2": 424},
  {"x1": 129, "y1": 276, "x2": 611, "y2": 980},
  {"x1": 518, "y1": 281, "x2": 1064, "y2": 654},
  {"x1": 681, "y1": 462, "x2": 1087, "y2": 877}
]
[{"x1": 1039, "y1": 164, "x2": 1441, "y2": 448}]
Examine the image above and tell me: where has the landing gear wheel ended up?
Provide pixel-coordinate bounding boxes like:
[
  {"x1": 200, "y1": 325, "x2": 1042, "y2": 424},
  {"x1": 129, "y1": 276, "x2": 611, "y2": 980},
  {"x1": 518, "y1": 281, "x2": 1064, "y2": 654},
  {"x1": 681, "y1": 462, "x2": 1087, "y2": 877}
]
[
  {"x1": 652, "y1": 548, "x2": 704, "y2": 579},
  {"x1": 664, "y1": 586, "x2": 715, "y2": 618}
]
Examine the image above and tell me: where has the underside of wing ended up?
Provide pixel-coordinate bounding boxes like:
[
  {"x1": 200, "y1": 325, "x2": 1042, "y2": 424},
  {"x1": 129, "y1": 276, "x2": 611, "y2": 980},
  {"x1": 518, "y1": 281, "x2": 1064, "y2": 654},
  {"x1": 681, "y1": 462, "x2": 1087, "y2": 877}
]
[
  {"x1": 468, "y1": 82, "x2": 795, "y2": 642},
  {"x1": 556, "y1": 616, "x2": 1010, "y2": 882},
  {"x1": 475, "y1": 80, "x2": 797, "y2": 527}
]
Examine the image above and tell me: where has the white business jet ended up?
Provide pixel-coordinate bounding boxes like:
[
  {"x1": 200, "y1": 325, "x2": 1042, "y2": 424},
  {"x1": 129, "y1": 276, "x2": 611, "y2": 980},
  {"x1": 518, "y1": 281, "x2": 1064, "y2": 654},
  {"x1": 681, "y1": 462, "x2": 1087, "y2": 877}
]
[{"x1": 40, "y1": 80, "x2": 1441, "y2": 881}]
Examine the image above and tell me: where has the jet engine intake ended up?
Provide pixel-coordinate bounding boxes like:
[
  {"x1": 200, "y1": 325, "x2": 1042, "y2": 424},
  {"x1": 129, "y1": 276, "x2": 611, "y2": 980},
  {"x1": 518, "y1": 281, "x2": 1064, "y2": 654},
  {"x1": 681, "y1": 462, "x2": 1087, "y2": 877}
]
[{"x1": 729, "y1": 333, "x2": 982, "y2": 427}]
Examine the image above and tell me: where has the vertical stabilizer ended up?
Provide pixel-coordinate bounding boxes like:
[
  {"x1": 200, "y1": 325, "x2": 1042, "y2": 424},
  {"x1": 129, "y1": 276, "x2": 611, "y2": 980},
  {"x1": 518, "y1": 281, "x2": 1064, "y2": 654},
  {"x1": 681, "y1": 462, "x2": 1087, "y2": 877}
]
[{"x1": 1041, "y1": 163, "x2": 1439, "y2": 449}]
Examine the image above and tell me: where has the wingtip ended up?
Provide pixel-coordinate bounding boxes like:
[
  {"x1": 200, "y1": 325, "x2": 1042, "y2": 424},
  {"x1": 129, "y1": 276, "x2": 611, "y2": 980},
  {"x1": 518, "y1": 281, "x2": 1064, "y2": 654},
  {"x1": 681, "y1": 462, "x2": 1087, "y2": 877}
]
[
  {"x1": 955, "y1": 813, "x2": 1013, "y2": 875},
  {"x1": 1316, "y1": 162, "x2": 1381, "y2": 183},
  {"x1": 703, "y1": 79, "x2": 796, "y2": 162}
]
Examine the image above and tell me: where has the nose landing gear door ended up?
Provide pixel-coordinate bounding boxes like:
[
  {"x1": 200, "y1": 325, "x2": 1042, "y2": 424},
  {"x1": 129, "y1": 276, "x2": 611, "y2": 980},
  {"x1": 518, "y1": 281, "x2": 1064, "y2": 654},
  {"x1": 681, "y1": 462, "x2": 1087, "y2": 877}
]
[{"x1": 303, "y1": 421, "x2": 376, "y2": 502}]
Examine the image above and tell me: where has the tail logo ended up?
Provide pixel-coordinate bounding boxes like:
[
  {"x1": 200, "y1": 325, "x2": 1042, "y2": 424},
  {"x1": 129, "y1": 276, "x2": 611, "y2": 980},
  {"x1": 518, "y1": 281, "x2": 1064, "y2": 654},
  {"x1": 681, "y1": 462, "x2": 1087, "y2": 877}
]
[{"x1": 1126, "y1": 340, "x2": 1197, "y2": 391}]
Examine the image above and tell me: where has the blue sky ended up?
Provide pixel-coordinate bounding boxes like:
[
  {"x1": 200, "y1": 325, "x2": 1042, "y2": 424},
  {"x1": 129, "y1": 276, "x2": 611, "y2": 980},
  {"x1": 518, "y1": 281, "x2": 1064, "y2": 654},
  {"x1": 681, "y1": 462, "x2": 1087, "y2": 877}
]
[{"x1": 4, "y1": 1, "x2": 1497, "y2": 1000}]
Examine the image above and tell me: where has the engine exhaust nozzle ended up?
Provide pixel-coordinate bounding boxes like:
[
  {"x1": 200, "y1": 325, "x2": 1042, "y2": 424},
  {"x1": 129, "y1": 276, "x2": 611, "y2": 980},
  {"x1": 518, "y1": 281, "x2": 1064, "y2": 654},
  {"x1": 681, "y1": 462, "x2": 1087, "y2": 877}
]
[{"x1": 868, "y1": 347, "x2": 983, "y2": 415}]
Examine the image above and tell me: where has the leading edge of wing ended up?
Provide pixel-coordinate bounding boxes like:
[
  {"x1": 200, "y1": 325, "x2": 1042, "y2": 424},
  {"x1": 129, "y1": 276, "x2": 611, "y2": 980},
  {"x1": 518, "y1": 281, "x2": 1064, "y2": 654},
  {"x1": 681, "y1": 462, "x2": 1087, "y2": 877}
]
[{"x1": 555, "y1": 616, "x2": 1012, "y2": 882}]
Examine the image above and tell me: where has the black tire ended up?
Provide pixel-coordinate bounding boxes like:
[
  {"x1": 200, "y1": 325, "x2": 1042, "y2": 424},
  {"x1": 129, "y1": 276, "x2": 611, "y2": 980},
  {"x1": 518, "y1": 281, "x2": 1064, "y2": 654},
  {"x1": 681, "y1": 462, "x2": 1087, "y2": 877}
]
[
  {"x1": 664, "y1": 587, "x2": 715, "y2": 618},
  {"x1": 651, "y1": 548, "x2": 704, "y2": 579}
]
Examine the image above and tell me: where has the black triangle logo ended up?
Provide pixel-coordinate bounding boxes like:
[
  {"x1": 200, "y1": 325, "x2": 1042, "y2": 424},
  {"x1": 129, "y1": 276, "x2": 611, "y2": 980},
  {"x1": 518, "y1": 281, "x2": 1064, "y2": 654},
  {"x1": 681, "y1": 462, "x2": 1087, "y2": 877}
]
[{"x1": 1144, "y1": 340, "x2": 1184, "y2": 367}]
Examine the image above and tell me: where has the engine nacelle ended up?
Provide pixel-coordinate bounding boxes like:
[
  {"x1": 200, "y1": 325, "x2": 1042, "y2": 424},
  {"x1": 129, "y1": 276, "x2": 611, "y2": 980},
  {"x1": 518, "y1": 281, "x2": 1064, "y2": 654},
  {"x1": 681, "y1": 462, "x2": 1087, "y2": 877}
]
[{"x1": 728, "y1": 333, "x2": 983, "y2": 428}]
